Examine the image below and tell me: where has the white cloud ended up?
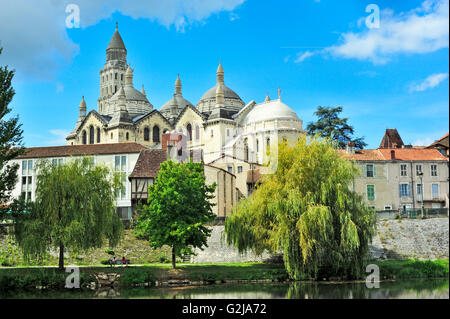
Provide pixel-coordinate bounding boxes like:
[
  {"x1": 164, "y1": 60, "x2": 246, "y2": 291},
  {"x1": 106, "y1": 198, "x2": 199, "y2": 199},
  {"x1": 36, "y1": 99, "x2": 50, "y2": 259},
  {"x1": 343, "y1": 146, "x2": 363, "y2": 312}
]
[
  {"x1": 413, "y1": 137, "x2": 435, "y2": 146},
  {"x1": 46, "y1": 129, "x2": 71, "y2": 145},
  {"x1": 409, "y1": 73, "x2": 449, "y2": 92},
  {"x1": 0, "y1": 0, "x2": 245, "y2": 80},
  {"x1": 327, "y1": 0, "x2": 449, "y2": 64},
  {"x1": 295, "y1": 51, "x2": 316, "y2": 63}
]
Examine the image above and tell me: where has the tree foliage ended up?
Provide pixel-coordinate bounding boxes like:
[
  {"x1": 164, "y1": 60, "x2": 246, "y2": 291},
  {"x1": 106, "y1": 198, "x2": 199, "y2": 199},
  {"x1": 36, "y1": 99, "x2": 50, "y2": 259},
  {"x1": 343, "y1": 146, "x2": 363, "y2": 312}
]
[
  {"x1": 0, "y1": 47, "x2": 24, "y2": 211},
  {"x1": 135, "y1": 160, "x2": 216, "y2": 268},
  {"x1": 224, "y1": 137, "x2": 376, "y2": 280},
  {"x1": 13, "y1": 157, "x2": 124, "y2": 270},
  {"x1": 306, "y1": 106, "x2": 367, "y2": 149}
]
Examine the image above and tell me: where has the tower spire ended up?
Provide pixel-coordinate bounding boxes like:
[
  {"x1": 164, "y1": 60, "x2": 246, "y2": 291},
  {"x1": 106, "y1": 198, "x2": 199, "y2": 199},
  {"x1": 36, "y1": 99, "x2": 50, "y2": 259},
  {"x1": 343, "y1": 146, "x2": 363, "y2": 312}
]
[
  {"x1": 79, "y1": 96, "x2": 86, "y2": 118},
  {"x1": 278, "y1": 87, "x2": 281, "y2": 101},
  {"x1": 216, "y1": 61, "x2": 224, "y2": 84},
  {"x1": 175, "y1": 74, "x2": 182, "y2": 95}
]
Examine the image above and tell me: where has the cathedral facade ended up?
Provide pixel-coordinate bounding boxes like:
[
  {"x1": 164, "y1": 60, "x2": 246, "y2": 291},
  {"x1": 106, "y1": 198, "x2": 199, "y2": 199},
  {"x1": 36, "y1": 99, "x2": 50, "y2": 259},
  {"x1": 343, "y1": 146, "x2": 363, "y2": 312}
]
[{"x1": 66, "y1": 25, "x2": 304, "y2": 194}]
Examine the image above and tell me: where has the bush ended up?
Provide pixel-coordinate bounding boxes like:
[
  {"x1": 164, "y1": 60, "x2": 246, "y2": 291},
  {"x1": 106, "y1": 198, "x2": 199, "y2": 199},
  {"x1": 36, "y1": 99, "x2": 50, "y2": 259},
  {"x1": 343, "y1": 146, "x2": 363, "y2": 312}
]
[
  {"x1": 120, "y1": 268, "x2": 155, "y2": 285},
  {"x1": 158, "y1": 254, "x2": 169, "y2": 263}
]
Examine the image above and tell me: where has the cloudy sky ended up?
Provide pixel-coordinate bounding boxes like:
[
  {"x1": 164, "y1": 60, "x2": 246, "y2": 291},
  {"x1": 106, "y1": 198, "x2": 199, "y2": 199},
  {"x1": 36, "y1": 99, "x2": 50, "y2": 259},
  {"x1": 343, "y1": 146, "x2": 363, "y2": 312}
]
[{"x1": 0, "y1": 0, "x2": 448, "y2": 148}]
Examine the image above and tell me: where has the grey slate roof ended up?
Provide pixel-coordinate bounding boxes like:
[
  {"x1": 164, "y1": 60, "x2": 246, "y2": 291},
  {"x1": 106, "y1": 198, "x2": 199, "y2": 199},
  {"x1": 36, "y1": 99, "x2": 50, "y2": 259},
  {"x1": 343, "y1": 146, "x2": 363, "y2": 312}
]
[{"x1": 107, "y1": 29, "x2": 126, "y2": 50}]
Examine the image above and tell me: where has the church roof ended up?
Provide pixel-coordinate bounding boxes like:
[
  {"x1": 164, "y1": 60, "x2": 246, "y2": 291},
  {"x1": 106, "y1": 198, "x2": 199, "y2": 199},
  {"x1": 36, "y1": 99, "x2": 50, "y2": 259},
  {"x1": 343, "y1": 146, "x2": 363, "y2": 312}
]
[
  {"x1": 160, "y1": 95, "x2": 194, "y2": 115},
  {"x1": 379, "y1": 129, "x2": 404, "y2": 148},
  {"x1": 111, "y1": 86, "x2": 149, "y2": 103},
  {"x1": 107, "y1": 27, "x2": 126, "y2": 50},
  {"x1": 129, "y1": 149, "x2": 167, "y2": 179}
]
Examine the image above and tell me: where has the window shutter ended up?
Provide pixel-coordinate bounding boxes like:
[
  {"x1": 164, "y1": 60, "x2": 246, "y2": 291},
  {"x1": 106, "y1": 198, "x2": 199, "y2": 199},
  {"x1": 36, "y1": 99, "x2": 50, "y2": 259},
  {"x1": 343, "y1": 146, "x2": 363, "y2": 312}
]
[
  {"x1": 399, "y1": 184, "x2": 402, "y2": 197},
  {"x1": 407, "y1": 183, "x2": 412, "y2": 197},
  {"x1": 364, "y1": 165, "x2": 368, "y2": 177},
  {"x1": 373, "y1": 165, "x2": 377, "y2": 177}
]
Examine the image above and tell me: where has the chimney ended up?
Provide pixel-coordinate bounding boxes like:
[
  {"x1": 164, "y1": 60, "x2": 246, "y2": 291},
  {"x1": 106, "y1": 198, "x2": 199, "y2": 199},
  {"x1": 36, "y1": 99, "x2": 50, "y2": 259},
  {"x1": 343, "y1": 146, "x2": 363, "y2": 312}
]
[
  {"x1": 346, "y1": 141, "x2": 355, "y2": 154},
  {"x1": 390, "y1": 150, "x2": 395, "y2": 160}
]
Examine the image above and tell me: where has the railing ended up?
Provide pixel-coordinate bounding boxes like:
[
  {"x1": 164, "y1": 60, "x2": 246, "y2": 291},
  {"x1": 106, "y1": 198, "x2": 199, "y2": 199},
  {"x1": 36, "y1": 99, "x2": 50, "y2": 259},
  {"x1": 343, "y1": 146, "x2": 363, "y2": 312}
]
[{"x1": 376, "y1": 208, "x2": 449, "y2": 220}]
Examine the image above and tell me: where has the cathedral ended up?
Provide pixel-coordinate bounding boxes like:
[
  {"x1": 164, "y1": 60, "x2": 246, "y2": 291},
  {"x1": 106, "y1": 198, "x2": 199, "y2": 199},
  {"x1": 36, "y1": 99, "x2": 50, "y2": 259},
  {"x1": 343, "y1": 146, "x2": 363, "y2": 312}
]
[{"x1": 65, "y1": 24, "x2": 304, "y2": 200}]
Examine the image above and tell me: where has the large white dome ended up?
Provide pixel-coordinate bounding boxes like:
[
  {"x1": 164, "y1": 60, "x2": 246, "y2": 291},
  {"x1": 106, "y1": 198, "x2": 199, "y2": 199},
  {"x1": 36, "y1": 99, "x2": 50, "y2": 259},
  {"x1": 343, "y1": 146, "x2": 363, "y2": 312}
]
[{"x1": 241, "y1": 99, "x2": 300, "y2": 125}]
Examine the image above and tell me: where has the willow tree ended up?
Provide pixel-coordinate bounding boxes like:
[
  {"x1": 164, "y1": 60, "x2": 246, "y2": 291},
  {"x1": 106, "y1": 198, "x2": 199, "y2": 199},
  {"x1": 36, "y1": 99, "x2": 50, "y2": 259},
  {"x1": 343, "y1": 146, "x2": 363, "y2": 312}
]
[
  {"x1": 225, "y1": 137, "x2": 376, "y2": 280},
  {"x1": 135, "y1": 160, "x2": 216, "y2": 269},
  {"x1": 14, "y1": 157, "x2": 124, "y2": 270}
]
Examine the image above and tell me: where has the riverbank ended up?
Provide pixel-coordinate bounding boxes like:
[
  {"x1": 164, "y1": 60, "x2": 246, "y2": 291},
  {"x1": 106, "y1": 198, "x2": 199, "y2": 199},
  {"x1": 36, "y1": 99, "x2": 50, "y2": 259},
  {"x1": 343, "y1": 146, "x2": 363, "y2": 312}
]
[{"x1": 0, "y1": 259, "x2": 448, "y2": 290}]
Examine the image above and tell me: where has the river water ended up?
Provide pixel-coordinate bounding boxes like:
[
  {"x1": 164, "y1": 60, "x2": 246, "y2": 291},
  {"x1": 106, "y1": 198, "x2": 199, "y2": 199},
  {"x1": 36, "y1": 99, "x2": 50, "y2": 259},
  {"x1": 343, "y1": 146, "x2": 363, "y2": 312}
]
[{"x1": 1, "y1": 279, "x2": 448, "y2": 299}]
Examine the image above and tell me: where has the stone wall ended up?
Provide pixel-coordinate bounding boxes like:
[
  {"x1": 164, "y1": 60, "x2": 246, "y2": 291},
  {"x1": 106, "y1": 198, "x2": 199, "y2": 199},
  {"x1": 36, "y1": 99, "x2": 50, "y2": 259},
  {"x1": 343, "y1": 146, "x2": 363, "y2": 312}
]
[
  {"x1": 191, "y1": 226, "x2": 273, "y2": 263},
  {"x1": 370, "y1": 218, "x2": 449, "y2": 260}
]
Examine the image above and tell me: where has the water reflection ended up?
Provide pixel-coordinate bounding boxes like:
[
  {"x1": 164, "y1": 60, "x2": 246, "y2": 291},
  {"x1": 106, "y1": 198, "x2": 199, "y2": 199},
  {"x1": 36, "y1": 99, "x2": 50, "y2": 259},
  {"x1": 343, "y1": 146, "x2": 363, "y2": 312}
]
[{"x1": 1, "y1": 279, "x2": 448, "y2": 299}]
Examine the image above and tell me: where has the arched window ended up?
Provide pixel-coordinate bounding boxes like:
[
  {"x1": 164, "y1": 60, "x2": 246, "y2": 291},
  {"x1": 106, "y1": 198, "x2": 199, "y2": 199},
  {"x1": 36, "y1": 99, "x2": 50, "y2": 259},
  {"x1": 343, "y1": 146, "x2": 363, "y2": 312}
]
[
  {"x1": 266, "y1": 137, "x2": 270, "y2": 147},
  {"x1": 115, "y1": 73, "x2": 118, "y2": 80},
  {"x1": 97, "y1": 127, "x2": 101, "y2": 143},
  {"x1": 195, "y1": 125, "x2": 200, "y2": 140},
  {"x1": 126, "y1": 132, "x2": 129, "y2": 141},
  {"x1": 153, "y1": 125, "x2": 160, "y2": 143},
  {"x1": 244, "y1": 138, "x2": 249, "y2": 162},
  {"x1": 115, "y1": 85, "x2": 117, "y2": 93},
  {"x1": 256, "y1": 139, "x2": 259, "y2": 152},
  {"x1": 144, "y1": 127, "x2": 150, "y2": 141},
  {"x1": 186, "y1": 124, "x2": 192, "y2": 141},
  {"x1": 82, "y1": 130, "x2": 87, "y2": 145},
  {"x1": 89, "y1": 125, "x2": 94, "y2": 144}
]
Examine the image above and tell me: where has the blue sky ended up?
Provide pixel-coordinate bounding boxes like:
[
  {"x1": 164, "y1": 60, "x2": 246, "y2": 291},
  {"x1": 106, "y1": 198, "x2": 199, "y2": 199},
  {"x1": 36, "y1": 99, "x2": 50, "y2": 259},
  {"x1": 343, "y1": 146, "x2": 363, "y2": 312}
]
[{"x1": 1, "y1": 0, "x2": 448, "y2": 148}]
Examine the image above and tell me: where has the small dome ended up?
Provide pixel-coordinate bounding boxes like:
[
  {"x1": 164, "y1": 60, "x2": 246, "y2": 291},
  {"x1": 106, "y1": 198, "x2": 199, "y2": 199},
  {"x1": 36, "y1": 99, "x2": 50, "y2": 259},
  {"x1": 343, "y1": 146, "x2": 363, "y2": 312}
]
[
  {"x1": 241, "y1": 99, "x2": 299, "y2": 125},
  {"x1": 111, "y1": 86, "x2": 149, "y2": 102},
  {"x1": 160, "y1": 95, "x2": 194, "y2": 114}
]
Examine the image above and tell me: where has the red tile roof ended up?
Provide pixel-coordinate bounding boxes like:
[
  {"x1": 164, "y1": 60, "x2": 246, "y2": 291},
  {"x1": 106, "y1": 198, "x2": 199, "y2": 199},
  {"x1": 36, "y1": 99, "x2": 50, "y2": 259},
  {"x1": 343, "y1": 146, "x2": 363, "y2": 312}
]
[
  {"x1": 338, "y1": 148, "x2": 448, "y2": 161},
  {"x1": 17, "y1": 143, "x2": 148, "y2": 159},
  {"x1": 379, "y1": 129, "x2": 404, "y2": 148},
  {"x1": 129, "y1": 149, "x2": 167, "y2": 179}
]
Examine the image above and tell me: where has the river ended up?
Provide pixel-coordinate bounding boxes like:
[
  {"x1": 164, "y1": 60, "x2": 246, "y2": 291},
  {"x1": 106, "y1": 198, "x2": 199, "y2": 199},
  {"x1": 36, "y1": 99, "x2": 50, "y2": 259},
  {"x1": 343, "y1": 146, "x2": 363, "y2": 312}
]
[{"x1": 1, "y1": 279, "x2": 448, "y2": 299}]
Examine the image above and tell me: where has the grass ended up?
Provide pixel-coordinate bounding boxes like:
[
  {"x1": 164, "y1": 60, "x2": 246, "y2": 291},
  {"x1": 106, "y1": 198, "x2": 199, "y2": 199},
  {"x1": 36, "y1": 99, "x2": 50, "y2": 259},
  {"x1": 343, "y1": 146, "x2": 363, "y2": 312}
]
[{"x1": 371, "y1": 259, "x2": 449, "y2": 280}]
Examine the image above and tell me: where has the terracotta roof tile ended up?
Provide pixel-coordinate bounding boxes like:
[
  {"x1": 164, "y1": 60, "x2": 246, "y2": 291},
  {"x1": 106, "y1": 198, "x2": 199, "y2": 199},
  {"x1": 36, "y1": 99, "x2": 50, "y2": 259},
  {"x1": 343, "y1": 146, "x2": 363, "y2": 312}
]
[
  {"x1": 17, "y1": 143, "x2": 148, "y2": 159},
  {"x1": 247, "y1": 169, "x2": 262, "y2": 184},
  {"x1": 379, "y1": 129, "x2": 404, "y2": 148},
  {"x1": 129, "y1": 149, "x2": 167, "y2": 179},
  {"x1": 338, "y1": 148, "x2": 448, "y2": 161}
]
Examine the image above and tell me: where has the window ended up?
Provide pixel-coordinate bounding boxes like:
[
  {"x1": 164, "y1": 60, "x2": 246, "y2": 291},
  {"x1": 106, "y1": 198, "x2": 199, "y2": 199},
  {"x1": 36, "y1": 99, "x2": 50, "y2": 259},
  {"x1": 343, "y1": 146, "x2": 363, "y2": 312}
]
[
  {"x1": 266, "y1": 138, "x2": 270, "y2": 147},
  {"x1": 21, "y1": 160, "x2": 33, "y2": 201},
  {"x1": 416, "y1": 184, "x2": 423, "y2": 201},
  {"x1": 431, "y1": 164, "x2": 438, "y2": 177},
  {"x1": 228, "y1": 167, "x2": 233, "y2": 174},
  {"x1": 384, "y1": 205, "x2": 392, "y2": 210},
  {"x1": 115, "y1": 73, "x2": 118, "y2": 80},
  {"x1": 400, "y1": 164, "x2": 407, "y2": 176},
  {"x1": 226, "y1": 129, "x2": 230, "y2": 137},
  {"x1": 367, "y1": 185, "x2": 375, "y2": 201},
  {"x1": 52, "y1": 158, "x2": 64, "y2": 167},
  {"x1": 121, "y1": 74, "x2": 124, "y2": 81},
  {"x1": 432, "y1": 184, "x2": 439, "y2": 199},
  {"x1": 97, "y1": 127, "x2": 101, "y2": 143},
  {"x1": 256, "y1": 139, "x2": 259, "y2": 152},
  {"x1": 237, "y1": 166, "x2": 243, "y2": 173},
  {"x1": 115, "y1": 155, "x2": 127, "y2": 200},
  {"x1": 366, "y1": 164, "x2": 375, "y2": 177},
  {"x1": 89, "y1": 126, "x2": 94, "y2": 144},
  {"x1": 210, "y1": 129, "x2": 214, "y2": 138},
  {"x1": 187, "y1": 124, "x2": 192, "y2": 141},
  {"x1": 144, "y1": 127, "x2": 150, "y2": 141},
  {"x1": 195, "y1": 125, "x2": 200, "y2": 140},
  {"x1": 244, "y1": 138, "x2": 249, "y2": 162},
  {"x1": 82, "y1": 130, "x2": 87, "y2": 144},
  {"x1": 152, "y1": 125, "x2": 160, "y2": 143},
  {"x1": 400, "y1": 183, "x2": 410, "y2": 198},
  {"x1": 416, "y1": 164, "x2": 422, "y2": 176},
  {"x1": 111, "y1": 133, "x2": 113, "y2": 139}
]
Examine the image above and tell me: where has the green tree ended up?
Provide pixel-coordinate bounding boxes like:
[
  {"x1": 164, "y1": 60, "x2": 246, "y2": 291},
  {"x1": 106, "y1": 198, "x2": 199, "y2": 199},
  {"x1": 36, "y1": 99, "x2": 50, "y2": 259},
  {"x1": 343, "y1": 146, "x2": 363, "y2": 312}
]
[
  {"x1": 306, "y1": 106, "x2": 367, "y2": 149},
  {"x1": 0, "y1": 47, "x2": 24, "y2": 218},
  {"x1": 225, "y1": 137, "x2": 376, "y2": 280},
  {"x1": 14, "y1": 157, "x2": 124, "y2": 270},
  {"x1": 135, "y1": 160, "x2": 216, "y2": 269}
]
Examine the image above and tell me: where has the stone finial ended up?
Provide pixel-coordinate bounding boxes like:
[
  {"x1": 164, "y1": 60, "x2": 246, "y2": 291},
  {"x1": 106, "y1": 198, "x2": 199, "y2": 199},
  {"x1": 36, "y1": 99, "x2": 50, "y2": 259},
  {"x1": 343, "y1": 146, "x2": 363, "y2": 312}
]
[
  {"x1": 116, "y1": 21, "x2": 118, "y2": 30},
  {"x1": 217, "y1": 61, "x2": 224, "y2": 84},
  {"x1": 216, "y1": 83, "x2": 225, "y2": 105},
  {"x1": 118, "y1": 86, "x2": 127, "y2": 110},
  {"x1": 175, "y1": 74, "x2": 182, "y2": 95},
  {"x1": 125, "y1": 66, "x2": 133, "y2": 87},
  {"x1": 141, "y1": 85, "x2": 146, "y2": 96},
  {"x1": 265, "y1": 92, "x2": 270, "y2": 102},
  {"x1": 278, "y1": 87, "x2": 281, "y2": 100},
  {"x1": 79, "y1": 96, "x2": 86, "y2": 118}
]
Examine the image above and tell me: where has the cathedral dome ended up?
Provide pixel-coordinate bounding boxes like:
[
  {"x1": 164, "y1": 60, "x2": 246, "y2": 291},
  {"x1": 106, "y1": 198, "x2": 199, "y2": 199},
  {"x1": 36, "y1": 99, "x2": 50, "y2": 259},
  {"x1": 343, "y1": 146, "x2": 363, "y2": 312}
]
[
  {"x1": 241, "y1": 99, "x2": 299, "y2": 125},
  {"x1": 160, "y1": 95, "x2": 194, "y2": 114},
  {"x1": 199, "y1": 84, "x2": 243, "y2": 103},
  {"x1": 111, "y1": 86, "x2": 149, "y2": 103}
]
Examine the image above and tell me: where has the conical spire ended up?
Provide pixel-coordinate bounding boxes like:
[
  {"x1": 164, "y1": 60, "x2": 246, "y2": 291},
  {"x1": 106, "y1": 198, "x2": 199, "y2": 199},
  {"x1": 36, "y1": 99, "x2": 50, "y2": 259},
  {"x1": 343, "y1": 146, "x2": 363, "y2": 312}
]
[
  {"x1": 278, "y1": 87, "x2": 281, "y2": 101},
  {"x1": 79, "y1": 96, "x2": 86, "y2": 118},
  {"x1": 125, "y1": 66, "x2": 133, "y2": 87},
  {"x1": 264, "y1": 92, "x2": 270, "y2": 102},
  {"x1": 141, "y1": 85, "x2": 146, "y2": 96},
  {"x1": 175, "y1": 74, "x2": 182, "y2": 95},
  {"x1": 107, "y1": 22, "x2": 126, "y2": 50},
  {"x1": 216, "y1": 61, "x2": 224, "y2": 84}
]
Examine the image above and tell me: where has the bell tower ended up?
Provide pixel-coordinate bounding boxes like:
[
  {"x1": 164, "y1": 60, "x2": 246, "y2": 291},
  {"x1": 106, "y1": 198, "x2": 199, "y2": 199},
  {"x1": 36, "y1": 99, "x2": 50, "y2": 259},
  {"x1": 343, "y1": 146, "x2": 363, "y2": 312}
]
[{"x1": 98, "y1": 22, "x2": 128, "y2": 114}]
